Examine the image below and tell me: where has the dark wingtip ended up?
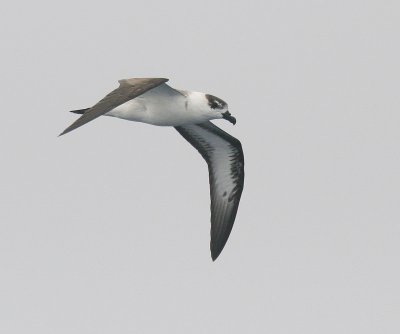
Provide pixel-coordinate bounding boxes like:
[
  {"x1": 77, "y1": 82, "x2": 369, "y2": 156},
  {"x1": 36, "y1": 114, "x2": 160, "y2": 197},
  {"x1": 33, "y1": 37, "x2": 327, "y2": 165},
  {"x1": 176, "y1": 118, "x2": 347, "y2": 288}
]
[
  {"x1": 58, "y1": 125, "x2": 75, "y2": 137},
  {"x1": 211, "y1": 244, "x2": 224, "y2": 261},
  {"x1": 59, "y1": 107, "x2": 90, "y2": 137}
]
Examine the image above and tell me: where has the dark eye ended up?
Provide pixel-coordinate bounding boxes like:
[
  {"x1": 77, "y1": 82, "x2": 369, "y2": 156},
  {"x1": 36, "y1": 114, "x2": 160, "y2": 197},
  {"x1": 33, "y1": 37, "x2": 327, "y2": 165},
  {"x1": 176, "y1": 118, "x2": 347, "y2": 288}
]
[{"x1": 211, "y1": 101, "x2": 221, "y2": 109}]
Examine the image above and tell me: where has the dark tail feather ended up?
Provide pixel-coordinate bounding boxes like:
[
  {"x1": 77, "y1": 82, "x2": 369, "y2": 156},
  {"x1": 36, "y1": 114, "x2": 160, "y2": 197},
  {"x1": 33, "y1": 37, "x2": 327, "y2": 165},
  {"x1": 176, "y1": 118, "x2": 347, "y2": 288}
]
[{"x1": 70, "y1": 108, "x2": 90, "y2": 115}]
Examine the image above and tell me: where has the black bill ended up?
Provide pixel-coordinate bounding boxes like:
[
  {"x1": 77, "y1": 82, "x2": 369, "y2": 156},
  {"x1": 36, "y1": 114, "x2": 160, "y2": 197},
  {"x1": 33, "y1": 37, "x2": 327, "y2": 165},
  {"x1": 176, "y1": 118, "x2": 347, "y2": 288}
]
[{"x1": 222, "y1": 111, "x2": 236, "y2": 125}]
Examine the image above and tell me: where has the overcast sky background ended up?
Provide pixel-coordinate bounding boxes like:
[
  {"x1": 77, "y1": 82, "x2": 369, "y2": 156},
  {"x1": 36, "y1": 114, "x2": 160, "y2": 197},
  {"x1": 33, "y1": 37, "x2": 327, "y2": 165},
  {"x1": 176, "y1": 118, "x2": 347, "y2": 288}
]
[{"x1": 1, "y1": 0, "x2": 399, "y2": 333}]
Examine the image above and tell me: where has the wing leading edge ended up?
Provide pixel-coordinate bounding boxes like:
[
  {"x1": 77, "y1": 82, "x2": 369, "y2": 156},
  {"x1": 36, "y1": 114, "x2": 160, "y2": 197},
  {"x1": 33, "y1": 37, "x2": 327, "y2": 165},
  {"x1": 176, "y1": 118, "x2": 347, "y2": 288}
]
[{"x1": 175, "y1": 121, "x2": 244, "y2": 260}]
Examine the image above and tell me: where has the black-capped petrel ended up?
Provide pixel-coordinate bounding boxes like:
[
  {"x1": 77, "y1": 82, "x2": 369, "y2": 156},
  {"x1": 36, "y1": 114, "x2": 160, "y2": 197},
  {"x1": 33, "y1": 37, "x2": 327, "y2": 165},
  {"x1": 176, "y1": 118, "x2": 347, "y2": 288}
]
[{"x1": 60, "y1": 78, "x2": 244, "y2": 261}]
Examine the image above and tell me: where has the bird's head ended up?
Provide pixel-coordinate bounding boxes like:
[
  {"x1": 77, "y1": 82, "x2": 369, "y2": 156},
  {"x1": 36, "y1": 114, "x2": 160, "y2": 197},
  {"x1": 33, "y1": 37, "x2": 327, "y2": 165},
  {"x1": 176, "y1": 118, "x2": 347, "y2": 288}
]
[
  {"x1": 187, "y1": 92, "x2": 236, "y2": 125},
  {"x1": 204, "y1": 94, "x2": 236, "y2": 125}
]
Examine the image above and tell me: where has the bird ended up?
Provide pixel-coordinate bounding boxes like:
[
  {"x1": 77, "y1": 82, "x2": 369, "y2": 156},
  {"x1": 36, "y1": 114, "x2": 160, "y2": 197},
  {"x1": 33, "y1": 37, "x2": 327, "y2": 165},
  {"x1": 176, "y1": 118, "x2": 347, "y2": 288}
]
[{"x1": 60, "y1": 78, "x2": 244, "y2": 260}]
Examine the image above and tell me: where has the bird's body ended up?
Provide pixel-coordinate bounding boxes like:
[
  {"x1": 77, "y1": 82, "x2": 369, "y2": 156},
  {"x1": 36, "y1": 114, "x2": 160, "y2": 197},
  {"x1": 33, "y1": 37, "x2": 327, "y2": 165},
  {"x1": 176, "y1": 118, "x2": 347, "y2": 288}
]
[
  {"x1": 60, "y1": 78, "x2": 244, "y2": 260},
  {"x1": 105, "y1": 85, "x2": 215, "y2": 126}
]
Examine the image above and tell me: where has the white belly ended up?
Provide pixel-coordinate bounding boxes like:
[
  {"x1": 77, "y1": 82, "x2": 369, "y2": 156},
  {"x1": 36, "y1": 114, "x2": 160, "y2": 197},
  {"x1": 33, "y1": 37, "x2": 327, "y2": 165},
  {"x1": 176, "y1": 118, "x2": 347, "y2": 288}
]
[{"x1": 105, "y1": 92, "x2": 208, "y2": 126}]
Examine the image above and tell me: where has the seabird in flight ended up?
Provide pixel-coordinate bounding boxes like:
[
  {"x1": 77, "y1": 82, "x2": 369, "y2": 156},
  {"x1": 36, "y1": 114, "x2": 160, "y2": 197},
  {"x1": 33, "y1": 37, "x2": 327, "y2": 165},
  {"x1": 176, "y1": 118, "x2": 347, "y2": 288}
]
[{"x1": 60, "y1": 78, "x2": 244, "y2": 260}]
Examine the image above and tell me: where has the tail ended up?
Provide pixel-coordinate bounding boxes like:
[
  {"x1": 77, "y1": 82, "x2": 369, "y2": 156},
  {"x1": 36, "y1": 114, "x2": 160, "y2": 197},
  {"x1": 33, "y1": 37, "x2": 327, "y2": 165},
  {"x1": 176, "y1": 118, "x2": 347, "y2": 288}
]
[{"x1": 70, "y1": 108, "x2": 90, "y2": 115}]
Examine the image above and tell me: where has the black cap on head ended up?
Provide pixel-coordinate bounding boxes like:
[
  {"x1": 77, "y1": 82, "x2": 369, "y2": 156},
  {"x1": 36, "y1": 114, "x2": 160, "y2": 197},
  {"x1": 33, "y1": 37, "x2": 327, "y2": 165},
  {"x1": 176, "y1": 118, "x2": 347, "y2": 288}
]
[{"x1": 205, "y1": 94, "x2": 227, "y2": 110}]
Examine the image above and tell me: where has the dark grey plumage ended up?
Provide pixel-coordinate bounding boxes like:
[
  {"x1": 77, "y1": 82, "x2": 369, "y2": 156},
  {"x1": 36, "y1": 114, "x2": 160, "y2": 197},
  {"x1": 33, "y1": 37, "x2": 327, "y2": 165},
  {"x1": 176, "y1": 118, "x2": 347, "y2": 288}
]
[
  {"x1": 175, "y1": 121, "x2": 244, "y2": 260},
  {"x1": 60, "y1": 78, "x2": 168, "y2": 136}
]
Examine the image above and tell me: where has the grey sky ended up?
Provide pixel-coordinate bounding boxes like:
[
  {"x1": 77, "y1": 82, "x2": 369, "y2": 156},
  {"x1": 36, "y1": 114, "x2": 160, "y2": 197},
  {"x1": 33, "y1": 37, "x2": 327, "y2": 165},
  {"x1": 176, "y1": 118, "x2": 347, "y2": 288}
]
[{"x1": 1, "y1": 0, "x2": 399, "y2": 333}]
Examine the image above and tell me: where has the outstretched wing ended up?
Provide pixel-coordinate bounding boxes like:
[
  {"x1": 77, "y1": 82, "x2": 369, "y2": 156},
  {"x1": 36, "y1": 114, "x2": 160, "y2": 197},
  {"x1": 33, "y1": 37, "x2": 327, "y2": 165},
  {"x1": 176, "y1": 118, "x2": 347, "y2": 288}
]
[
  {"x1": 175, "y1": 121, "x2": 244, "y2": 260},
  {"x1": 60, "y1": 78, "x2": 168, "y2": 136}
]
